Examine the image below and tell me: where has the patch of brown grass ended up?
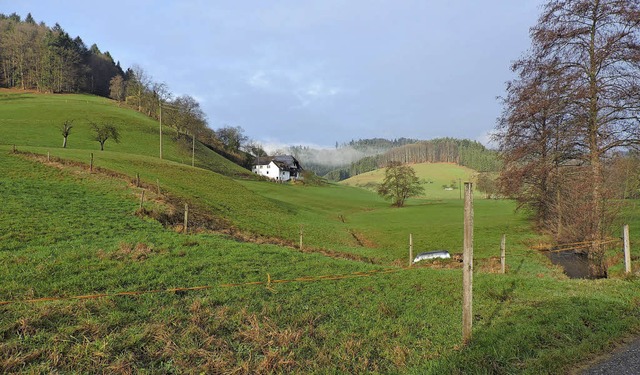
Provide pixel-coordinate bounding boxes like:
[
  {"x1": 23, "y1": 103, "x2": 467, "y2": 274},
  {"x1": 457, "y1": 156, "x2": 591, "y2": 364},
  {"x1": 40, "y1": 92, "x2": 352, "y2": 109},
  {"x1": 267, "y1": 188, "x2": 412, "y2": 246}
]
[
  {"x1": 410, "y1": 254, "x2": 463, "y2": 270},
  {"x1": 477, "y1": 256, "x2": 503, "y2": 274},
  {"x1": 0, "y1": 345, "x2": 43, "y2": 373},
  {"x1": 348, "y1": 230, "x2": 378, "y2": 248},
  {"x1": 97, "y1": 242, "x2": 163, "y2": 262}
]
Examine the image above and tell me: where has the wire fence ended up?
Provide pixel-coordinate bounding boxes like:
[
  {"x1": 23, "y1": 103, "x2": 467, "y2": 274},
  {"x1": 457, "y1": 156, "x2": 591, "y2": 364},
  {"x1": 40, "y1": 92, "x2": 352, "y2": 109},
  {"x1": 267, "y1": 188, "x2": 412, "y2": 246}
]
[
  {"x1": 0, "y1": 268, "x2": 404, "y2": 307},
  {"x1": 1, "y1": 236, "x2": 631, "y2": 307},
  {"x1": 531, "y1": 238, "x2": 622, "y2": 253}
]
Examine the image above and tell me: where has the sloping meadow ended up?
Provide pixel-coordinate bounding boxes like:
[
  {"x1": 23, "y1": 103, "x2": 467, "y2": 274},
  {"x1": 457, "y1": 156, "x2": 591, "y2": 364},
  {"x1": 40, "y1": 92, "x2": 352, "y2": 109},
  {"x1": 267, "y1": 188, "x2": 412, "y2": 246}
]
[{"x1": 2, "y1": 150, "x2": 640, "y2": 373}]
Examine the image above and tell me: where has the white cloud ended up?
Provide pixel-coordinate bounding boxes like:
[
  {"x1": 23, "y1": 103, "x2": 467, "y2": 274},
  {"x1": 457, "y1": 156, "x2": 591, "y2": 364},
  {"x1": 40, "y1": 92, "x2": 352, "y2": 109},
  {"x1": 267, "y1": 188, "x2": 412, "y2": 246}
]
[{"x1": 247, "y1": 71, "x2": 271, "y2": 89}]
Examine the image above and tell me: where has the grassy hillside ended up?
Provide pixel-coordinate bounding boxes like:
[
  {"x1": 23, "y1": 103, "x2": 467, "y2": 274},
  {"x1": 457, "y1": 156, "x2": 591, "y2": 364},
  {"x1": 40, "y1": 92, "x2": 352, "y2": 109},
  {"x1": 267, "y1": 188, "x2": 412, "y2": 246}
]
[
  {"x1": 2, "y1": 150, "x2": 640, "y2": 374},
  {"x1": 340, "y1": 162, "x2": 479, "y2": 200},
  {"x1": 3, "y1": 91, "x2": 640, "y2": 373},
  {"x1": 0, "y1": 91, "x2": 252, "y2": 178}
]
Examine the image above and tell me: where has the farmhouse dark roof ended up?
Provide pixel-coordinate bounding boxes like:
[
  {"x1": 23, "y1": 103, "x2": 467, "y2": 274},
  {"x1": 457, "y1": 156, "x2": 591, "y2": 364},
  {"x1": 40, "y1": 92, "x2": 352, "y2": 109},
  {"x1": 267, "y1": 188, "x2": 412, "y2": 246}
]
[
  {"x1": 252, "y1": 155, "x2": 303, "y2": 170},
  {"x1": 253, "y1": 156, "x2": 272, "y2": 166}
]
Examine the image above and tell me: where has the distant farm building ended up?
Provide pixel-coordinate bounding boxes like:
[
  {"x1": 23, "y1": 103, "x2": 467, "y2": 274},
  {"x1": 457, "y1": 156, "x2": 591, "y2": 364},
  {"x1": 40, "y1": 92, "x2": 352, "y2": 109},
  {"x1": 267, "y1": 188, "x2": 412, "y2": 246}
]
[{"x1": 252, "y1": 155, "x2": 303, "y2": 181}]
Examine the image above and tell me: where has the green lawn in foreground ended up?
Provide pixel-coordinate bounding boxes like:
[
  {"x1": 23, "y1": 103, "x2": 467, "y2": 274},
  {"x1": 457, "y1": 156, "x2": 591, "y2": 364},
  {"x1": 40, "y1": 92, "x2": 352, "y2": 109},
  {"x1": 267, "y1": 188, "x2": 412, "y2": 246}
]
[{"x1": 2, "y1": 151, "x2": 640, "y2": 374}]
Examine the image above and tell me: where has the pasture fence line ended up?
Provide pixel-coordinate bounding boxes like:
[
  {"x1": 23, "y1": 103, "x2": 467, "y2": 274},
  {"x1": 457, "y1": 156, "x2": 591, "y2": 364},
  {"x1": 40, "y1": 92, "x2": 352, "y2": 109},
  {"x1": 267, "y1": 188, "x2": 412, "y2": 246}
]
[
  {"x1": 0, "y1": 268, "x2": 404, "y2": 307},
  {"x1": 531, "y1": 238, "x2": 622, "y2": 253}
]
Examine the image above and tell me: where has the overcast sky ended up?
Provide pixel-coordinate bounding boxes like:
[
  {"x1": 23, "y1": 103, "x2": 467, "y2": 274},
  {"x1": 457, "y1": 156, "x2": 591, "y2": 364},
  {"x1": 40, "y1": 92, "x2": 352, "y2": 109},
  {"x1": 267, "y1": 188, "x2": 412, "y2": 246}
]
[{"x1": 2, "y1": 0, "x2": 544, "y2": 149}]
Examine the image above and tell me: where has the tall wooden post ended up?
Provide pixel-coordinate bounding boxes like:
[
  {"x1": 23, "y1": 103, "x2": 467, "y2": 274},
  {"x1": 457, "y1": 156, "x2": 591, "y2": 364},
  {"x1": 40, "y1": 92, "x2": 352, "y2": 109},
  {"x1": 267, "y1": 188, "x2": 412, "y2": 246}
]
[
  {"x1": 47, "y1": 151, "x2": 50, "y2": 162},
  {"x1": 159, "y1": 101, "x2": 163, "y2": 160},
  {"x1": 140, "y1": 190, "x2": 145, "y2": 210},
  {"x1": 136, "y1": 173, "x2": 140, "y2": 187},
  {"x1": 184, "y1": 204, "x2": 189, "y2": 234},
  {"x1": 90, "y1": 153, "x2": 94, "y2": 172},
  {"x1": 624, "y1": 224, "x2": 631, "y2": 274},
  {"x1": 463, "y1": 182, "x2": 474, "y2": 344},
  {"x1": 156, "y1": 179, "x2": 161, "y2": 195},
  {"x1": 409, "y1": 233, "x2": 414, "y2": 267},
  {"x1": 501, "y1": 234, "x2": 506, "y2": 274}
]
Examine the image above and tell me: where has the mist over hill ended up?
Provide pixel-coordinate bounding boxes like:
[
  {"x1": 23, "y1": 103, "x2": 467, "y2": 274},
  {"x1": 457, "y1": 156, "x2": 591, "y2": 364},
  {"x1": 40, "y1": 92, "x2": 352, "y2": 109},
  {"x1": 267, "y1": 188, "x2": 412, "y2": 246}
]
[
  {"x1": 282, "y1": 138, "x2": 418, "y2": 176},
  {"x1": 282, "y1": 137, "x2": 499, "y2": 180}
]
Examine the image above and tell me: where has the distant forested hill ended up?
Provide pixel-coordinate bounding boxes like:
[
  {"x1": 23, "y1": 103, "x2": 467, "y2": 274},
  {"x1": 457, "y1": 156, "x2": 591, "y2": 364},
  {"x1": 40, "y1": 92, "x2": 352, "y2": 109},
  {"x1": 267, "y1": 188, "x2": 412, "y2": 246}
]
[{"x1": 324, "y1": 138, "x2": 499, "y2": 181}]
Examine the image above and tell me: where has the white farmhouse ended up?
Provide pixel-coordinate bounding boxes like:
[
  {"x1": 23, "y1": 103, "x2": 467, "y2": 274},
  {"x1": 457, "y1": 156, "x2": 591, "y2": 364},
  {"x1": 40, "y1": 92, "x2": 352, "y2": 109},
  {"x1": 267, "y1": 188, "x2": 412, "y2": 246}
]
[{"x1": 252, "y1": 155, "x2": 303, "y2": 181}]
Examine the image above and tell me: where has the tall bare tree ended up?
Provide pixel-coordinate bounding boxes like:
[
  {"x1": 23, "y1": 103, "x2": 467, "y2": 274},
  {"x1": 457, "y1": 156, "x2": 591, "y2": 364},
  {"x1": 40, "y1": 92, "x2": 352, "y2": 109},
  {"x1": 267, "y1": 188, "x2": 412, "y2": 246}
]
[
  {"x1": 498, "y1": 0, "x2": 640, "y2": 276},
  {"x1": 126, "y1": 64, "x2": 151, "y2": 112},
  {"x1": 534, "y1": 0, "x2": 640, "y2": 241},
  {"x1": 109, "y1": 74, "x2": 125, "y2": 103}
]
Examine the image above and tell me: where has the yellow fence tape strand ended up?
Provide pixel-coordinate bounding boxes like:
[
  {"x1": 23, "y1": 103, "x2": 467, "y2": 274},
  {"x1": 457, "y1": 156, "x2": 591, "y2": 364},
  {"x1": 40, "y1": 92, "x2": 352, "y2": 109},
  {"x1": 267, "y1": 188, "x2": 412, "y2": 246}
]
[{"x1": 0, "y1": 268, "x2": 405, "y2": 307}]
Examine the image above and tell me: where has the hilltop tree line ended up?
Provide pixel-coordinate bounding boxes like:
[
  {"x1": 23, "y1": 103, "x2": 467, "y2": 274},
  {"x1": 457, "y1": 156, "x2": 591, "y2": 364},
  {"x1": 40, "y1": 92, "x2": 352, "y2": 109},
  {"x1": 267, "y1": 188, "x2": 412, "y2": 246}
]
[
  {"x1": 325, "y1": 138, "x2": 499, "y2": 181},
  {"x1": 0, "y1": 12, "x2": 261, "y2": 168},
  {"x1": 341, "y1": 137, "x2": 419, "y2": 150},
  {"x1": 0, "y1": 13, "x2": 123, "y2": 96},
  {"x1": 496, "y1": 0, "x2": 640, "y2": 277}
]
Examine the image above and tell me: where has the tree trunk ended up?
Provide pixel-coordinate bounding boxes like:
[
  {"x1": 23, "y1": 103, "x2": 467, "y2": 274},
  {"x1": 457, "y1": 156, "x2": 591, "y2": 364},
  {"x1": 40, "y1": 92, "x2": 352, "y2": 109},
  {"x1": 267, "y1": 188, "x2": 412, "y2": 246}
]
[
  {"x1": 587, "y1": 4, "x2": 605, "y2": 277},
  {"x1": 62, "y1": 136, "x2": 67, "y2": 148}
]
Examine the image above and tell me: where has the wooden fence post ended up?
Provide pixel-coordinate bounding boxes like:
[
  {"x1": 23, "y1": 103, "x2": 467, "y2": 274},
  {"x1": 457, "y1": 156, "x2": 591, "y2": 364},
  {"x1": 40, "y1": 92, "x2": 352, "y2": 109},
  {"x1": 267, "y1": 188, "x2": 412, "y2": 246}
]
[
  {"x1": 463, "y1": 182, "x2": 474, "y2": 345},
  {"x1": 624, "y1": 224, "x2": 631, "y2": 274},
  {"x1": 47, "y1": 151, "x2": 50, "y2": 162},
  {"x1": 299, "y1": 225, "x2": 303, "y2": 250},
  {"x1": 184, "y1": 204, "x2": 189, "y2": 234},
  {"x1": 409, "y1": 233, "x2": 413, "y2": 267},
  {"x1": 90, "y1": 153, "x2": 94, "y2": 172},
  {"x1": 501, "y1": 234, "x2": 506, "y2": 274},
  {"x1": 157, "y1": 179, "x2": 161, "y2": 195},
  {"x1": 140, "y1": 190, "x2": 145, "y2": 210},
  {"x1": 136, "y1": 173, "x2": 140, "y2": 188}
]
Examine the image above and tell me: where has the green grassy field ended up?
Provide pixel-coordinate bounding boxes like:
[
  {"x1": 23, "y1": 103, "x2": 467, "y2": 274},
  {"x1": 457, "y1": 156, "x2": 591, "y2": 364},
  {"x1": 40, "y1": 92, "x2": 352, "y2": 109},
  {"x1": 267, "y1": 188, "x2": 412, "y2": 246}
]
[
  {"x1": 2, "y1": 92, "x2": 640, "y2": 373},
  {"x1": 340, "y1": 162, "x2": 479, "y2": 200}
]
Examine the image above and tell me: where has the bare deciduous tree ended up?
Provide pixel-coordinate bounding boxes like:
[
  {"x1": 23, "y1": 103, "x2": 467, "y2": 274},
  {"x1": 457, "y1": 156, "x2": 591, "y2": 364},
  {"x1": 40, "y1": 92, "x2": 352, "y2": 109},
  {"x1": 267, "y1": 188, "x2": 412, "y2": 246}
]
[
  {"x1": 497, "y1": 0, "x2": 640, "y2": 276},
  {"x1": 109, "y1": 74, "x2": 125, "y2": 103},
  {"x1": 60, "y1": 119, "x2": 73, "y2": 148},
  {"x1": 216, "y1": 125, "x2": 248, "y2": 153}
]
